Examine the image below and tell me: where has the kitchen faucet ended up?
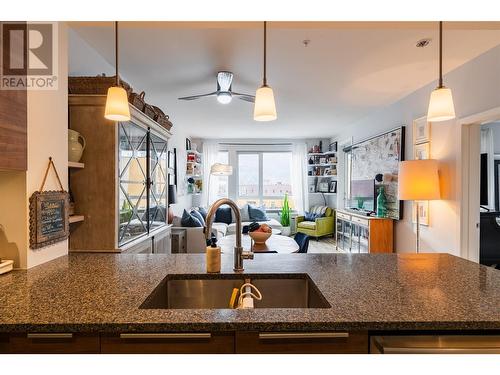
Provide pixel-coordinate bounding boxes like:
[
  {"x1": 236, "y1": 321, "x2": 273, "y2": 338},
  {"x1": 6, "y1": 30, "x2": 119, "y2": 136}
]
[{"x1": 205, "y1": 198, "x2": 254, "y2": 271}]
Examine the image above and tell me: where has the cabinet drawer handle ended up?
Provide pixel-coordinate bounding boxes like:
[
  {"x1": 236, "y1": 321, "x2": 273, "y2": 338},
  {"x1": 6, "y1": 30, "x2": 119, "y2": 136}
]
[
  {"x1": 259, "y1": 332, "x2": 349, "y2": 340},
  {"x1": 120, "y1": 333, "x2": 211, "y2": 340},
  {"x1": 27, "y1": 333, "x2": 73, "y2": 339}
]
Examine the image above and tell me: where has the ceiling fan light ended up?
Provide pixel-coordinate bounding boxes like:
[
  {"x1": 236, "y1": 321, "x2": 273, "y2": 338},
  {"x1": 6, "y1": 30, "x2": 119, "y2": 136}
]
[
  {"x1": 217, "y1": 92, "x2": 232, "y2": 104},
  {"x1": 427, "y1": 86, "x2": 455, "y2": 122},
  {"x1": 253, "y1": 85, "x2": 277, "y2": 121},
  {"x1": 105, "y1": 86, "x2": 131, "y2": 121}
]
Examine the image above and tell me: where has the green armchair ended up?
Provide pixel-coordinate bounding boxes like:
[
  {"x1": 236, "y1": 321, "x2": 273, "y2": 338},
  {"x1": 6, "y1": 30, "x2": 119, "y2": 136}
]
[{"x1": 296, "y1": 206, "x2": 335, "y2": 240}]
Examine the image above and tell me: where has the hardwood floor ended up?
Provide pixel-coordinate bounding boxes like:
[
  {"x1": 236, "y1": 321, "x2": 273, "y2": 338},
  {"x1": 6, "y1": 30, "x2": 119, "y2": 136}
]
[{"x1": 307, "y1": 236, "x2": 339, "y2": 253}]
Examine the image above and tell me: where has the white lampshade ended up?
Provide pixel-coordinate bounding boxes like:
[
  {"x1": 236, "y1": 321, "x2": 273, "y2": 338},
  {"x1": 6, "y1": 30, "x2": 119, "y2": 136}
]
[
  {"x1": 253, "y1": 85, "x2": 277, "y2": 121},
  {"x1": 427, "y1": 87, "x2": 455, "y2": 122},
  {"x1": 398, "y1": 159, "x2": 441, "y2": 201},
  {"x1": 210, "y1": 163, "x2": 233, "y2": 176},
  {"x1": 105, "y1": 86, "x2": 131, "y2": 121}
]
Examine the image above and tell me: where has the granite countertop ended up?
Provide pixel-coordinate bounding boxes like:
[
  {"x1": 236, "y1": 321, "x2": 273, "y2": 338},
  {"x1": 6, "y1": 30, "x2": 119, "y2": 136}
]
[{"x1": 0, "y1": 253, "x2": 499, "y2": 333}]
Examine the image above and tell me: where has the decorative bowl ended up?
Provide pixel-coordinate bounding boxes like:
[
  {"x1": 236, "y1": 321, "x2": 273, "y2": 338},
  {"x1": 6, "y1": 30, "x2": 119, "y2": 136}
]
[{"x1": 248, "y1": 231, "x2": 272, "y2": 244}]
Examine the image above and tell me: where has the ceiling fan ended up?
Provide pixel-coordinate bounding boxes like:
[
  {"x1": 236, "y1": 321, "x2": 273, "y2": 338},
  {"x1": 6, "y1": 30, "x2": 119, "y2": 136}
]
[{"x1": 178, "y1": 71, "x2": 255, "y2": 104}]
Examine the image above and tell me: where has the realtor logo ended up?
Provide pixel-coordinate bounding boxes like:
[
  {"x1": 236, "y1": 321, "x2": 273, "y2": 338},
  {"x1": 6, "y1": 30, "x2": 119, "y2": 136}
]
[{"x1": 0, "y1": 22, "x2": 58, "y2": 90}]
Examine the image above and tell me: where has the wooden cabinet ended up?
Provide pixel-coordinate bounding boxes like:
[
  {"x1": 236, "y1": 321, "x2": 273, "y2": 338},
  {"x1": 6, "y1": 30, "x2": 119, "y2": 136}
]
[
  {"x1": 152, "y1": 226, "x2": 171, "y2": 254},
  {"x1": 235, "y1": 331, "x2": 369, "y2": 354},
  {"x1": 1, "y1": 330, "x2": 368, "y2": 354},
  {"x1": 121, "y1": 226, "x2": 172, "y2": 254},
  {"x1": 0, "y1": 89, "x2": 27, "y2": 171},
  {"x1": 101, "y1": 332, "x2": 234, "y2": 354},
  {"x1": 68, "y1": 95, "x2": 172, "y2": 252},
  {"x1": 0, "y1": 333, "x2": 99, "y2": 354},
  {"x1": 336, "y1": 209, "x2": 393, "y2": 253},
  {"x1": 171, "y1": 228, "x2": 187, "y2": 253}
]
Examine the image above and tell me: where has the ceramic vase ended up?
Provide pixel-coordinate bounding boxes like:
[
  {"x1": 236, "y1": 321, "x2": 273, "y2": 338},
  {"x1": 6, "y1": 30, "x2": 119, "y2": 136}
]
[{"x1": 68, "y1": 129, "x2": 86, "y2": 162}]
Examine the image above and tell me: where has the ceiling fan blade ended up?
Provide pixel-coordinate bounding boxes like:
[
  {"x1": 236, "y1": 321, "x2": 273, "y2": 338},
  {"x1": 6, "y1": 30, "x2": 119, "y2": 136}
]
[
  {"x1": 178, "y1": 92, "x2": 218, "y2": 101},
  {"x1": 232, "y1": 92, "x2": 255, "y2": 103},
  {"x1": 217, "y1": 71, "x2": 233, "y2": 92}
]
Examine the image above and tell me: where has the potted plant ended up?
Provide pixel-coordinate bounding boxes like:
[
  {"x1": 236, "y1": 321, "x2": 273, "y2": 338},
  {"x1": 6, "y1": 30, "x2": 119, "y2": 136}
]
[{"x1": 280, "y1": 193, "x2": 291, "y2": 236}]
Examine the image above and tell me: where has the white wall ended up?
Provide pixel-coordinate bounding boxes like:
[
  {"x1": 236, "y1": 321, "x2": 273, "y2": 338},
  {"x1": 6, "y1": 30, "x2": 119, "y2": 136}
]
[
  {"x1": 0, "y1": 23, "x2": 69, "y2": 269},
  {"x1": 26, "y1": 23, "x2": 69, "y2": 268},
  {"x1": 334, "y1": 44, "x2": 500, "y2": 255}
]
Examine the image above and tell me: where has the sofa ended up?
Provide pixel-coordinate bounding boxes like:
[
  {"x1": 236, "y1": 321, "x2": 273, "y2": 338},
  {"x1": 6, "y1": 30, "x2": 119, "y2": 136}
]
[
  {"x1": 296, "y1": 206, "x2": 335, "y2": 240},
  {"x1": 172, "y1": 204, "x2": 283, "y2": 253}
]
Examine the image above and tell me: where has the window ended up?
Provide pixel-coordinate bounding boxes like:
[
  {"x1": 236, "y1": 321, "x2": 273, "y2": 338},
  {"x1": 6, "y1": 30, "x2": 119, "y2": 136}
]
[
  {"x1": 237, "y1": 152, "x2": 294, "y2": 209},
  {"x1": 213, "y1": 151, "x2": 229, "y2": 200}
]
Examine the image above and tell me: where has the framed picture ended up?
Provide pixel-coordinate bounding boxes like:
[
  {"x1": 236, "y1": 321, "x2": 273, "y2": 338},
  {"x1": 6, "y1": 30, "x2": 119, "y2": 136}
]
[
  {"x1": 329, "y1": 181, "x2": 337, "y2": 193},
  {"x1": 413, "y1": 117, "x2": 431, "y2": 144},
  {"x1": 412, "y1": 201, "x2": 429, "y2": 226},
  {"x1": 324, "y1": 167, "x2": 331, "y2": 176},
  {"x1": 308, "y1": 185, "x2": 316, "y2": 193},
  {"x1": 185, "y1": 138, "x2": 191, "y2": 151},
  {"x1": 318, "y1": 182, "x2": 329, "y2": 193},
  {"x1": 329, "y1": 142, "x2": 337, "y2": 152},
  {"x1": 414, "y1": 142, "x2": 430, "y2": 160}
]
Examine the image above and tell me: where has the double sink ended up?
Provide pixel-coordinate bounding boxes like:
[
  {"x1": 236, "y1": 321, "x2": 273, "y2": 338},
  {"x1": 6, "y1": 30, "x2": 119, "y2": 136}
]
[{"x1": 141, "y1": 273, "x2": 330, "y2": 309}]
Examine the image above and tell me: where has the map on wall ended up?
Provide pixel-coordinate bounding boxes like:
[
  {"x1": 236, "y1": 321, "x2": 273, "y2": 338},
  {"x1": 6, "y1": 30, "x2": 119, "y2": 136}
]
[{"x1": 351, "y1": 127, "x2": 405, "y2": 219}]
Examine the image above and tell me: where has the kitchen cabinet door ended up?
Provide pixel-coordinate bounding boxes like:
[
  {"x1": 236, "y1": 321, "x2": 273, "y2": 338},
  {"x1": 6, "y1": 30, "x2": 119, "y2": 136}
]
[
  {"x1": 2, "y1": 333, "x2": 99, "y2": 354},
  {"x1": 101, "y1": 332, "x2": 234, "y2": 354},
  {"x1": 236, "y1": 331, "x2": 369, "y2": 354}
]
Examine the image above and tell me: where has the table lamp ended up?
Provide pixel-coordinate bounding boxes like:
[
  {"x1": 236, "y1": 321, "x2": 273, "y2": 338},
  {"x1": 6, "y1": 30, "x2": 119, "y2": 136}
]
[
  {"x1": 207, "y1": 163, "x2": 233, "y2": 207},
  {"x1": 398, "y1": 159, "x2": 441, "y2": 253}
]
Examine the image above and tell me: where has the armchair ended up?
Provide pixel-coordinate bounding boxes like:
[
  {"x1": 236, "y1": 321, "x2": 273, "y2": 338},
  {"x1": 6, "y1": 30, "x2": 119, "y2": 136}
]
[{"x1": 296, "y1": 206, "x2": 335, "y2": 241}]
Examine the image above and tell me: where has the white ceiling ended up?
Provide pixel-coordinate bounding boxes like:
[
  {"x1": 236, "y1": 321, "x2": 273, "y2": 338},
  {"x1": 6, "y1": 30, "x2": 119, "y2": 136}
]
[{"x1": 69, "y1": 22, "x2": 500, "y2": 139}]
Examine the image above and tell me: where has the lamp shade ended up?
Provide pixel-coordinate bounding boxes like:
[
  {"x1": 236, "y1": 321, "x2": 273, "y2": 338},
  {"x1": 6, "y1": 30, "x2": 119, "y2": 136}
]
[
  {"x1": 210, "y1": 163, "x2": 233, "y2": 176},
  {"x1": 168, "y1": 184, "x2": 177, "y2": 205},
  {"x1": 398, "y1": 159, "x2": 441, "y2": 200},
  {"x1": 253, "y1": 85, "x2": 277, "y2": 121},
  {"x1": 427, "y1": 87, "x2": 455, "y2": 122},
  {"x1": 104, "y1": 86, "x2": 131, "y2": 121}
]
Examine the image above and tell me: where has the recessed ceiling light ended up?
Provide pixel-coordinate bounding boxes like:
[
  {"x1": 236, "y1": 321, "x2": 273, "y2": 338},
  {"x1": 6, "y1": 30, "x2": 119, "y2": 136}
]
[{"x1": 416, "y1": 38, "x2": 432, "y2": 48}]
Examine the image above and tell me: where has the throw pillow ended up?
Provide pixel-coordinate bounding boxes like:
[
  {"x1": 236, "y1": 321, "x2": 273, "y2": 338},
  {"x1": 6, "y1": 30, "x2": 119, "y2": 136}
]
[
  {"x1": 215, "y1": 205, "x2": 233, "y2": 225},
  {"x1": 197, "y1": 207, "x2": 208, "y2": 221},
  {"x1": 304, "y1": 211, "x2": 317, "y2": 221},
  {"x1": 190, "y1": 209, "x2": 205, "y2": 226},
  {"x1": 181, "y1": 209, "x2": 202, "y2": 227},
  {"x1": 248, "y1": 205, "x2": 269, "y2": 221},
  {"x1": 240, "y1": 203, "x2": 251, "y2": 222}
]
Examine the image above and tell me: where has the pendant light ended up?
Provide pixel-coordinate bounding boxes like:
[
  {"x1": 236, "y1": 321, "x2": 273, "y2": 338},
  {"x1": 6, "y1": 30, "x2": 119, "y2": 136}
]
[
  {"x1": 254, "y1": 21, "x2": 277, "y2": 121},
  {"x1": 427, "y1": 21, "x2": 455, "y2": 122},
  {"x1": 105, "y1": 21, "x2": 131, "y2": 122}
]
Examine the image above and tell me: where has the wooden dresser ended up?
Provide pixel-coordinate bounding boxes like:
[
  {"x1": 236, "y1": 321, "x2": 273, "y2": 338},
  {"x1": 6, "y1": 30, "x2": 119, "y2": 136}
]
[{"x1": 335, "y1": 209, "x2": 393, "y2": 253}]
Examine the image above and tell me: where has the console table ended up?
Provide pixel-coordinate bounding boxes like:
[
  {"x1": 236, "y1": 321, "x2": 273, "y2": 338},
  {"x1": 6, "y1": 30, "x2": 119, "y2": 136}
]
[{"x1": 335, "y1": 209, "x2": 394, "y2": 253}]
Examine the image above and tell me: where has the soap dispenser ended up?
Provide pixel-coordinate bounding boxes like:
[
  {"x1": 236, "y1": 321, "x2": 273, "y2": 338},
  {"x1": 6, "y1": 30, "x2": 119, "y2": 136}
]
[{"x1": 206, "y1": 235, "x2": 221, "y2": 273}]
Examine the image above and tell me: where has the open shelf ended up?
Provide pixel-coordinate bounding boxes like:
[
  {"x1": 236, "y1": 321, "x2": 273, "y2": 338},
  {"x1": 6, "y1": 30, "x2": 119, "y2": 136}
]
[
  {"x1": 308, "y1": 175, "x2": 337, "y2": 178},
  {"x1": 69, "y1": 215, "x2": 85, "y2": 224},
  {"x1": 309, "y1": 192, "x2": 337, "y2": 195},
  {"x1": 307, "y1": 151, "x2": 337, "y2": 156},
  {"x1": 308, "y1": 163, "x2": 336, "y2": 167},
  {"x1": 68, "y1": 161, "x2": 84, "y2": 169}
]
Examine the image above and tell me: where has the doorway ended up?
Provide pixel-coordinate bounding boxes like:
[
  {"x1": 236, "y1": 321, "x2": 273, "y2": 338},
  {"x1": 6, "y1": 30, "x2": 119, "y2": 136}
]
[{"x1": 460, "y1": 107, "x2": 500, "y2": 266}]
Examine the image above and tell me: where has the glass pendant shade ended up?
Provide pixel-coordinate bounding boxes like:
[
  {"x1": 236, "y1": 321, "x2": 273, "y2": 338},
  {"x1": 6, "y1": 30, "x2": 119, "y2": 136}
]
[
  {"x1": 105, "y1": 86, "x2": 131, "y2": 121},
  {"x1": 427, "y1": 86, "x2": 455, "y2": 122},
  {"x1": 253, "y1": 85, "x2": 277, "y2": 121}
]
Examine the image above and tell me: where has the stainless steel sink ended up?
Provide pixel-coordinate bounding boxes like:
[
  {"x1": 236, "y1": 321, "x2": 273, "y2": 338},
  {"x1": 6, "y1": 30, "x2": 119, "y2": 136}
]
[{"x1": 140, "y1": 274, "x2": 330, "y2": 309}]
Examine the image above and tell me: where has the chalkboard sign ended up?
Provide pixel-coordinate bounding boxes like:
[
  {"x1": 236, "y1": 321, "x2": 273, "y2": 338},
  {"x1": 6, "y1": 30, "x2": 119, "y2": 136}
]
[
  {"x1": 29, "y1": 191, "x2": 70, "y2": 249},
  {"x1": 29, "y1": 158, "x2": 70, "y2": 249}
]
